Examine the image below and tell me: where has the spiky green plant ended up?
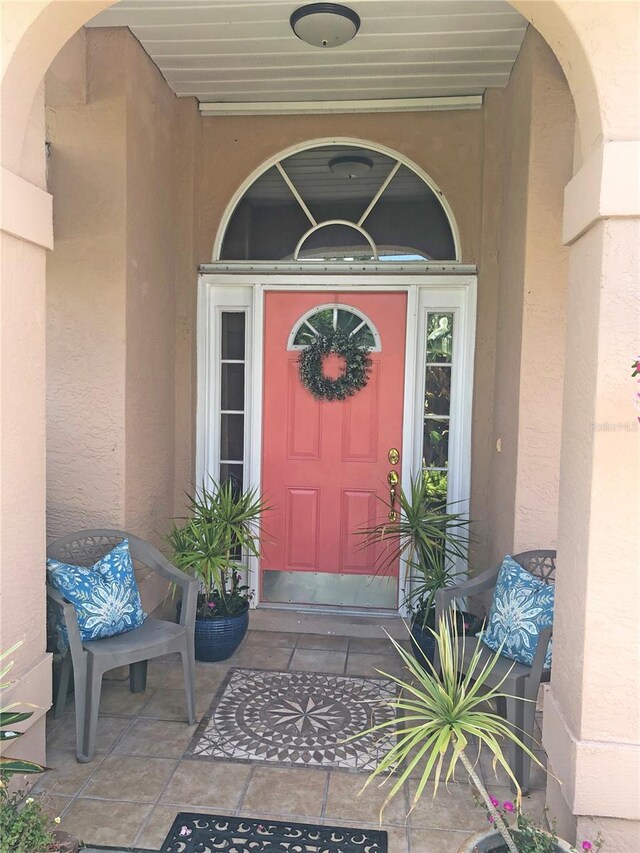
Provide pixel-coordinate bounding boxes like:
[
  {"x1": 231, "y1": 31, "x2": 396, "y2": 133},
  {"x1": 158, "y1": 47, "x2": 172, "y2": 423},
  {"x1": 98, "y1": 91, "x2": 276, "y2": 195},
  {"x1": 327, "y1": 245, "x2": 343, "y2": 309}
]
[
  {"x1": 353, "y1": 613, "x2": 545, "y2": 853},
  {"x1": 357, "y1": 474, "x2": 471, "y2": 626},
  {"x1": 167, "y1": 480, "x2": 269, "y2": 616},
  {"x1": 0, "y1": 642, "x2": 47, "y2": 783}
]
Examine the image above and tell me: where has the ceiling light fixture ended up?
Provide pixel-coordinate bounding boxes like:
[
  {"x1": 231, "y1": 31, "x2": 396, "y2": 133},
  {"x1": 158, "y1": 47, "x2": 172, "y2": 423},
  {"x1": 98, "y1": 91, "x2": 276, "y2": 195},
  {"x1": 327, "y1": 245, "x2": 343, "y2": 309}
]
[
  {"x1": 329, "y1": 156, "x2": 373, "y2": 179},
  {"x1": 290, "y1": 3, "x2": 361, "y2": 49}
]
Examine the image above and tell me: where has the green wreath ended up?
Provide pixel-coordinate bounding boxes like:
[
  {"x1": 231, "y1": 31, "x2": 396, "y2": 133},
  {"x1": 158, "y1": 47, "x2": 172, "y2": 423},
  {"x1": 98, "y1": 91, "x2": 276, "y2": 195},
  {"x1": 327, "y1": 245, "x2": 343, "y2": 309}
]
[{"x1": 298, "y1": 330, "x2": 372, "y2": 401}]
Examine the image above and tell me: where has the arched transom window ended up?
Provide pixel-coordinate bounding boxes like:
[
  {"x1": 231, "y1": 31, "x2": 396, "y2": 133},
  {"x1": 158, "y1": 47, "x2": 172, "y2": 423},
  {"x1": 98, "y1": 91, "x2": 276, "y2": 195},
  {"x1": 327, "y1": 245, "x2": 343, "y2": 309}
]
[
  {"x1": 287, "y1": 304, "x2": 381, "y2": 351},
  {"x1": 220, "y1": 143, "x2": 458, "y2": 263}
]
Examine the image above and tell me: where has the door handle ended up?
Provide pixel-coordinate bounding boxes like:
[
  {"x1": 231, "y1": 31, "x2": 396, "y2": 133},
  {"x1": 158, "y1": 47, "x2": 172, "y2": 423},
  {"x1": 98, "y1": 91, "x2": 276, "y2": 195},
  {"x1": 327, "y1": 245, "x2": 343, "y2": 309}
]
[{"x1": 387, "y1": 469, "x2": 399, "y2": 521}]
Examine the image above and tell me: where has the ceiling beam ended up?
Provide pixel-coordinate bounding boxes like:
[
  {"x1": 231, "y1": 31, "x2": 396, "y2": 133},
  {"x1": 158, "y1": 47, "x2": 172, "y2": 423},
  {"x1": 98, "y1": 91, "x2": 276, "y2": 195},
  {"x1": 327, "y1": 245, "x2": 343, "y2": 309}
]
[{"x1": 199, "y1": 95, "x2": 483, "y2": 116}]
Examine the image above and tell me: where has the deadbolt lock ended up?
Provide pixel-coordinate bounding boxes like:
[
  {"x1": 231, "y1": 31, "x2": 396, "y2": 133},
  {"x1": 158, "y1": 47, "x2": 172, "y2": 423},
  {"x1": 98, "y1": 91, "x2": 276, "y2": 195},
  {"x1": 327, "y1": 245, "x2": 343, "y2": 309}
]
[{"x1": 388, "y1": 448, "x2": 400, "y2": 465}]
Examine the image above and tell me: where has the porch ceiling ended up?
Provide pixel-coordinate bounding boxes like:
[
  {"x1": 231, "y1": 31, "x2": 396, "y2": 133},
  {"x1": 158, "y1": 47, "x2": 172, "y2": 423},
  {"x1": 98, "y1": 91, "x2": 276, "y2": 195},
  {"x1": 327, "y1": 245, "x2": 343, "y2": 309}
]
[{"x1": 86, "y1": 0, "x2": 528, "y2": 105}]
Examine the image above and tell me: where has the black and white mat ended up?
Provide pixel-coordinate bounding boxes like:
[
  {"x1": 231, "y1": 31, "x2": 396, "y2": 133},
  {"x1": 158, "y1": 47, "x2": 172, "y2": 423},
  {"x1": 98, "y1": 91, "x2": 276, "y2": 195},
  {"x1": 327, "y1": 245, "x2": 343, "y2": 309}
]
[
  {"x1": 186, "y1": 668, "x2": 397, "y2": 772},
  {"x1": 160, "y1": 812, "x2": 388, "y2": 853}
]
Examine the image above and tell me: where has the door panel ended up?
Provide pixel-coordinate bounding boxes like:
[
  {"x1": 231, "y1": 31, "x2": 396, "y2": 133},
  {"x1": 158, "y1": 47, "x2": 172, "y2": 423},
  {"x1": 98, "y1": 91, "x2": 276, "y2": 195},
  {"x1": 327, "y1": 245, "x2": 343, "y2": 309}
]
[{"x1": 261, "y1": 290, "x2": 406, "y2": 607}]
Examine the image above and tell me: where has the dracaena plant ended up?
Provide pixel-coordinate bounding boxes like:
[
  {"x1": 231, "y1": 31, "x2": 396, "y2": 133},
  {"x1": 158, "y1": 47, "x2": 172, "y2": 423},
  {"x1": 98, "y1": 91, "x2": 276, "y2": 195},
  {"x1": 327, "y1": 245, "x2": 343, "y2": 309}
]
[
  {"x1": 167, "y1": 479, "x2": 269, "y2": 618},
  {"x1": 357, "y1": 474, "x2": 471, "y2": 627},
  {"x1": 353, "y1": 612, "x2": 543, "y2": 853},
  {"x1": 0, "y1": 642, "x2": 47, "y2": 783}
]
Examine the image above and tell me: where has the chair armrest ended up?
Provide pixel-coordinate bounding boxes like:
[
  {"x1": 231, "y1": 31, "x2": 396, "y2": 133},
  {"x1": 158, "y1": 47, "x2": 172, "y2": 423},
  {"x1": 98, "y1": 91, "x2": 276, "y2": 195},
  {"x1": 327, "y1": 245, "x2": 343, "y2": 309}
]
[
  {"x1": 435, "y1": 564, "x2": 501, "y2": 625},
  {"x1": 46, "y1": 585, "x2": 86, "y2": 666},
  {"x1": 528, "y1": 625, "x2": 553, "y2": 692},
  {"x1": 127, "y1": 535, "x2": 199, "y2": 631},
  {"x1": 127, "y1": 534, "x2": 196, "y2": 594}
]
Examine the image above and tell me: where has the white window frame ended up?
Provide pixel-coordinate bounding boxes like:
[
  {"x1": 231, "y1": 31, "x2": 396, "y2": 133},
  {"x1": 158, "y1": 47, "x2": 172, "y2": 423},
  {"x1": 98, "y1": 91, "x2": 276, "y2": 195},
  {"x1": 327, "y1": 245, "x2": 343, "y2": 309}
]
[
  {"x1": 286, "y1": 303, "x2": 382, "y2": 351},
  {"x1": 197, "y1": 273, "x2": 476, "y2": 615},
  {"x1": 212, "y1": 137, "x2": 462, "y2": 263}
]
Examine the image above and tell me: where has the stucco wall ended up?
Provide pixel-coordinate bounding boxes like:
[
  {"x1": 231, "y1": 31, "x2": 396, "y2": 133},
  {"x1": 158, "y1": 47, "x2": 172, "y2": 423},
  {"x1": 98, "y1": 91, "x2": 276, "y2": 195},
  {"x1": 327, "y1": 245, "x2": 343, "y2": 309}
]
[
  {"x1": 486, "y1": 28, "x2": 574, "y2": 561},
  {"x1": 196, "y1": 110, "x2": 483, "y2": 265},
  {"x1": 46, "y1": 29, "x2": 198, "y2": 594},
  {"x1": 45, "y1": 25, "x2": 575, "y2": 576}
]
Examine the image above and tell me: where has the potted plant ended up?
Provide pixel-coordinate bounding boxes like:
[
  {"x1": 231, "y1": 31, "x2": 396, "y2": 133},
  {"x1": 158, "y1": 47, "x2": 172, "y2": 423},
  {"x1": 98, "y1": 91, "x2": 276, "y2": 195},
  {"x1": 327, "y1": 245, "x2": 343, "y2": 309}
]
[
  {"x1": 353, "y1": 614, "x2": 603, "y2": 853},
  {"x1": 168, "y1": 480, "x2": 268, "y2": 662},
  {"x1": 358, "y1": 473, "x2": 477, "y2": 664},
  {"x1": 0, "y1": 643, "x2": 79, "y2": 852}
]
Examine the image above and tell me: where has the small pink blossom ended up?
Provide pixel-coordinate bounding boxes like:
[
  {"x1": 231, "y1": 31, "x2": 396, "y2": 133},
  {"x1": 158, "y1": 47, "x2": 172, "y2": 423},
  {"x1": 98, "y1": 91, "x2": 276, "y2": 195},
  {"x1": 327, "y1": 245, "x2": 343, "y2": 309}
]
[
  {"x1": 207, "y1": 601, "x2": 216, "y2": 609},
  {"x1": 179, "y1": 826, "x2": 192, "y2": 837},
  {"x1": 503, "y1": 801, "x2": 515, "y2": 813},
  {"x1": 490, "y1": 796, "x2": 500, "y2": 807},
  {"x1": 487, "y1": 814, "x2": 495, "y2": 823},
  {"x1": 582, "y1": 843, "x2": 592, "y2": 851}
]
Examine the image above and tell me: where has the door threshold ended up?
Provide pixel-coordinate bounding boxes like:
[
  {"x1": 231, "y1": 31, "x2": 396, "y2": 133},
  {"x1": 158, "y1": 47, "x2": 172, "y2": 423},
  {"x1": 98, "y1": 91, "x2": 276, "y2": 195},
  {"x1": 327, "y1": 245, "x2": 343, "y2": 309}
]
[{"x1": 252, "y1": 603, "x2": 409, "y2": 640}]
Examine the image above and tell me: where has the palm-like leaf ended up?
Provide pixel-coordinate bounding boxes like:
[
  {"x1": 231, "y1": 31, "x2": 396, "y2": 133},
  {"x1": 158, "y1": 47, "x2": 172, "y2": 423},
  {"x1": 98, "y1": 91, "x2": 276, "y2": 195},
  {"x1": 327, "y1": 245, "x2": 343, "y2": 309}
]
[
  {"x1": 357, "y1": 474, "x2": 471, "y2": 618},
  {"x1": 0, "y1": 642, "x2": 47, "y2": 782},
  {"x1": 351, "y1": 612, "x2": 543, "y2": 853},
  {"x1": 167, "y1": 479, "x2": 269, "y2": 609}
]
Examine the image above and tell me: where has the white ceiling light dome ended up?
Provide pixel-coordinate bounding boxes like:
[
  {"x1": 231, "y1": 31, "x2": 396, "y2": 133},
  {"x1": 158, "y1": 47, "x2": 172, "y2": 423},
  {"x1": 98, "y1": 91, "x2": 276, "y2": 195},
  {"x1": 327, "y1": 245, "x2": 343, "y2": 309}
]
[
  {"x1": 290, "y1": 3, "x2": 361, "y2": 49},
  {"x1": 329, "y1": 156, "x2": 374, "y2": 179}
]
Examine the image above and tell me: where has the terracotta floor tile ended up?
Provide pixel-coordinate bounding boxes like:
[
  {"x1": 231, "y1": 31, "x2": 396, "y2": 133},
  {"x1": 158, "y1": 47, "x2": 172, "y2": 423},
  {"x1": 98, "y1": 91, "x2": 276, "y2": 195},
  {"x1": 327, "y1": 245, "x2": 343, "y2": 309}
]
[
  {"x1": 81, "y1": 755, "x2": 177, "y2": 802},
  {"x1": 345, "y1": 652, "x2": 405, "y2": 679},
  {"x1": 160, "y1": 759, "x2": 250, "y2": 809},
  {"x1": 47, "y1": 715, "x2": 131, "y2": 756},
  {"x1": 136, "y1": 804, "x2": 236, "y2": 849},
  {"x1": 296, "y1": 634, "x2": 350, "y2": 651},
  {"x1": 324, "y1": 770, "x2": 408, "y2": 827},
  {"x1": 348, "y1": 637, "x2": 404, "y2": 656},
  {"x1": 244, "y1": 630, "x2": 299, "y2": 648},
  {"x1": 113, "y1": 718, "x2": 198, "y2": 758},
  {"x1": 479, "y1": 749, "x2": 548, "y2": 790},
  {"x1": 146, "y1": 661, "x2": 191, "y2": 689},
  {"x1": 32, "y1": 752, "x2": 108, "y2": 797},
  {"x1": 231, "y1": 645, "x2": 294, "y2": 671},
  {"x1": 289, "y1": 648, "x2": 347, "y2": 674},
  {"x1": 320, "y1": 818, "x2": 409, "y2": 853},
  {"x1": 485, "y1": 785, "x2": 547, "y2": 823},
  {"x1": 33, "y1": 793, "x2": 75, "y2": 821},
  {"x1": 410, "y1": 827, "x2": 471, "y2": 851},
  {"x1": 98, "y1": 682, "x2": 156, "y2": 717},
  {"x1": 407, "y1": 780, "x2": 488, "y2": 831},
  {"x1": 140, "y1": 687, "x2": 214, "y2": 721},
  {"x1": 241, "y1": 766, "x2": 327, "y2": 818},
  {"x1": 59, "y1": 798, "x2": 152, "y2": 847}
]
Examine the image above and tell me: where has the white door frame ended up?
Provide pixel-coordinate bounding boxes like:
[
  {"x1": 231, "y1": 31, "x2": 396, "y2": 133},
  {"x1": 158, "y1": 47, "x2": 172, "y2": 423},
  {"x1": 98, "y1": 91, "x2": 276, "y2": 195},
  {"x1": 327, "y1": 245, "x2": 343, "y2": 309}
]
[{"x1": 196, "y1": 272, "x2": 477, "y2": 615}]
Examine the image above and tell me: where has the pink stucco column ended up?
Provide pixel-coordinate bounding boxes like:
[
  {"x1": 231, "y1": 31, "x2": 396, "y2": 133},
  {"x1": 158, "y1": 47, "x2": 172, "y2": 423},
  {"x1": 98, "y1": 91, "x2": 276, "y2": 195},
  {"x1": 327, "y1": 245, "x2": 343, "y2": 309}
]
[{"x1": 543, "y1": 143, "x2": 640, "y2": 848}]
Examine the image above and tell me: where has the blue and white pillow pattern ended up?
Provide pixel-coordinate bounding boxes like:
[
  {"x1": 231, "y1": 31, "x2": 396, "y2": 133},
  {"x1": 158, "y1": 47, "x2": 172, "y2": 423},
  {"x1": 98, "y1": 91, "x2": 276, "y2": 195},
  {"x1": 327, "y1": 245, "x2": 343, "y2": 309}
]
[
  {"x1": 47, "y1": 539, "x2": 147, "y2": 645},
  {"x1": 481, "y1": 555, "x2": 554, "y2": 668}
]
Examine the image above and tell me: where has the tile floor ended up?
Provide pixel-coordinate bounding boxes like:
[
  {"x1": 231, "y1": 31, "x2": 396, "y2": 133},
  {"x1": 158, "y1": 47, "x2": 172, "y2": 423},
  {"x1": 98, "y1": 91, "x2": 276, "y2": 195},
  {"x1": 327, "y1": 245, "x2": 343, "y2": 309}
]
[{"x1": 35, "y1": 627, "x2": 548, "y2": 852}]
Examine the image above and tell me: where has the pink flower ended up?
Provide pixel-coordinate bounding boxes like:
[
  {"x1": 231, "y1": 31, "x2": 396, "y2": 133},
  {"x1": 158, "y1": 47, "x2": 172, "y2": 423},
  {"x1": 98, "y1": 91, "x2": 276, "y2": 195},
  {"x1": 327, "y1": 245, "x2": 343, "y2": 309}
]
[
  {"x1": 582, "y1": 843, "x2": 592, "y2": 851},
  {"x1": 179, "y1": 826, "x2": 192, "y2": 837},
  {"x1": 207, "y1": 601, "x2": 216, "y2": 609},
  {"x1": 503, "y1": 801, "x2": 515, "y2": 813},
  {"x1": 490, "y1": 796, "x2": 500, "y2": 807},
  {"x1": 487, "y1": 814, "x2": 494, "y2": 823}
]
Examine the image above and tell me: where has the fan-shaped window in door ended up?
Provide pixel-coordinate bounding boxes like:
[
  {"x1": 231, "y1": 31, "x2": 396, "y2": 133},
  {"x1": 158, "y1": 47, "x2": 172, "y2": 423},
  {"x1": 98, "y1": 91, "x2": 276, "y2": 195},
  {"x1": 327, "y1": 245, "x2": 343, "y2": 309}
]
[
  {"x1": 287, "y1": 304, "x2": 381, "y2": 351},
  {"x1": 219, "y1": 143, "x2": 459, "y2": 262}
]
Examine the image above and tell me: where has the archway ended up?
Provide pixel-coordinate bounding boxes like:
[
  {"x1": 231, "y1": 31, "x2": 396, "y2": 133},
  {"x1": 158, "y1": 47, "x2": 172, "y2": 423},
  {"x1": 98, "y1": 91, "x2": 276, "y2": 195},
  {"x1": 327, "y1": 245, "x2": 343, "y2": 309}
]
[{"x1": 1, "y1": 4, "x2": 638, "y2": 849}]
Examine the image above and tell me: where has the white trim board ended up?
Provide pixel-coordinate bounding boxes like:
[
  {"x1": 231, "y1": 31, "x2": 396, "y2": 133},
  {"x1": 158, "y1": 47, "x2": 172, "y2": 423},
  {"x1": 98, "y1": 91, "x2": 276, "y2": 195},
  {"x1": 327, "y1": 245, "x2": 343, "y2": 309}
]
[
  {"x1": 199, "y1": 96, "x2": 483, "y2": 116},
  {"x1": 197, "y1": 274, "x2": 476, "y2": 615}
]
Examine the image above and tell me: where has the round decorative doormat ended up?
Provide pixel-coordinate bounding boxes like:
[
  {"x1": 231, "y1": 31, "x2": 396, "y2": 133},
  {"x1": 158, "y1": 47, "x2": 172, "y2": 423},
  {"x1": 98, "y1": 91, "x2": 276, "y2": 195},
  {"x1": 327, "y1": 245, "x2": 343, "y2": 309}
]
[{"x1": 185, "y1": 668, "x2": 397, "y2": 772}]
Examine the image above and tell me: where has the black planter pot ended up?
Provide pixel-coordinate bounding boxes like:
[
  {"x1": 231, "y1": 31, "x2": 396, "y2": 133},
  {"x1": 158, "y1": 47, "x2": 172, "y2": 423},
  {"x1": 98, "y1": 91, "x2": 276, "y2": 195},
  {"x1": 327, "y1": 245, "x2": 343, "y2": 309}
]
[
  {"x1": 194, "y1": 604, "x2": 249, "y2": 662},
  {"x1": 410, "y1": 610, "x2": 483, "y2": 666}
]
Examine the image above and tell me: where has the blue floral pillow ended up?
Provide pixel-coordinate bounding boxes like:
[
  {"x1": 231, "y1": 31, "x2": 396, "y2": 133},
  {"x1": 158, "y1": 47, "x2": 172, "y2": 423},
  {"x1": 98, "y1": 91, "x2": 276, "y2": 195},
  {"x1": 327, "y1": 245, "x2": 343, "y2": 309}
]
[
  {"x1": 47, "y1": 539, "x2": 147, "y2": 644},
  {"x1": 481, "y1": 555, "x2": 554, "y2": 668}
]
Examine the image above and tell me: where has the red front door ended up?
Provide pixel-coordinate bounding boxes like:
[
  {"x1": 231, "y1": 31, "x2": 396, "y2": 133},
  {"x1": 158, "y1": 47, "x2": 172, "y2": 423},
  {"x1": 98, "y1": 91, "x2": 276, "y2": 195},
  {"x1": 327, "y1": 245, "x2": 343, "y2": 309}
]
[{"x1": 261, "y1": 291, "x2": 407, "y2": 608}]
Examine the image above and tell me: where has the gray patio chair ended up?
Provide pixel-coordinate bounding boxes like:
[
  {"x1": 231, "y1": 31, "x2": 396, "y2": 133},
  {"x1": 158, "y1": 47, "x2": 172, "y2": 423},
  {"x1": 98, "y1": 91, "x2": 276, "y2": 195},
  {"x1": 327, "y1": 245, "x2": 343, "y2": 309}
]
[
  {"x1": 47, "y1": 529, "x2": 198, "y2": 762},
  {"x1": 435, "y1": 549, "x2": 556, "y2": 794}
]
